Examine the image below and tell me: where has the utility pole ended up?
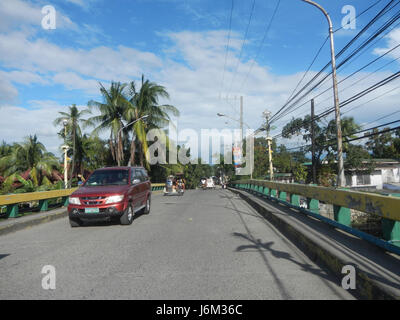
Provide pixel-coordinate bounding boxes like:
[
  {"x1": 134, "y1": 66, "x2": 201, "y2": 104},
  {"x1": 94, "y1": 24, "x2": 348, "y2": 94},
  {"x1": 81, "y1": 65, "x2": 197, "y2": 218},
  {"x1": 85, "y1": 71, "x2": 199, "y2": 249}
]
[
  {"x1": 263, "y1": 110, "x2": 273, "y2": 181},
  {"x1": 239, "y1": 96, "x2": 250, "y2": 178},
  {"x1": 217, "y1": 99, "x2": 253, "y2": 178},
  {"x1": 311, "y1": 99, "x2": 317, "y2": 184},
  {"x1": 302, "y1": 0, "x2": 345, "y2": 187},
  {"x1": 240, "y1": 96, "x2": 243, "y2": 143}
]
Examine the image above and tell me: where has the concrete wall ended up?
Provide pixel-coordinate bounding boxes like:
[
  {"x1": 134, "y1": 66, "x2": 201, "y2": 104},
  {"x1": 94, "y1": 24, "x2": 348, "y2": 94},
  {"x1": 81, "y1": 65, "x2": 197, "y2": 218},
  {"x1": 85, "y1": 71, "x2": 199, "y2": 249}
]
[
  {"x1": 345, "y1": 166, "x2": 400, "y2": 189},
  {"x1": 381, "y1": 167, "x2": 400, "y2": 184}
]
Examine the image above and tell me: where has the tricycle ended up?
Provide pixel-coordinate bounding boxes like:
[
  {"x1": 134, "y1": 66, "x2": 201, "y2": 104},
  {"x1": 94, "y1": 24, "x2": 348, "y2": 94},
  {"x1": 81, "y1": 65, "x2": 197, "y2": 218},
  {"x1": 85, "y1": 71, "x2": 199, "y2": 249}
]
[{"x1": 163, "y1": 173, "x2": 185, "y2": 196}]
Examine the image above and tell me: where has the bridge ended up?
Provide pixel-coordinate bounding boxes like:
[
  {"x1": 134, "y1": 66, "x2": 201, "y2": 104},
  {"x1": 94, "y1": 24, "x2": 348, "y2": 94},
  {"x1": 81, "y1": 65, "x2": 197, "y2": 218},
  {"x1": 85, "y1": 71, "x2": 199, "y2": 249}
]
[{"x1": 0, "y1": 182, "x2": 399, "y2": 300}]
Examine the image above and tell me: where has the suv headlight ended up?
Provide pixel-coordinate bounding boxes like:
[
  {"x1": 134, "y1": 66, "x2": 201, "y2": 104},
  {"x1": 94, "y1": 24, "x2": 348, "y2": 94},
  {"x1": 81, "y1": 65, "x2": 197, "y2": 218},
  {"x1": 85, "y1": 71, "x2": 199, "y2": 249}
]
[
  {"x1": 105, "y1": 195, "x2": 124, "y2": 204},
  {"x1": 69, "y1": 197, "x2": 81, "y2": 205}
]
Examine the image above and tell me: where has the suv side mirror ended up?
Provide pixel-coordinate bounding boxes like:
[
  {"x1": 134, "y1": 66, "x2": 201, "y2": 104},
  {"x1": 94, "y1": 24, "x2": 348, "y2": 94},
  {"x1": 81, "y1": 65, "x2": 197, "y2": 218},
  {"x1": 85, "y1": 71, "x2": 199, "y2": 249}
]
[{"x1": 132, "y1": 178, "x2": 141, "y2": 184}]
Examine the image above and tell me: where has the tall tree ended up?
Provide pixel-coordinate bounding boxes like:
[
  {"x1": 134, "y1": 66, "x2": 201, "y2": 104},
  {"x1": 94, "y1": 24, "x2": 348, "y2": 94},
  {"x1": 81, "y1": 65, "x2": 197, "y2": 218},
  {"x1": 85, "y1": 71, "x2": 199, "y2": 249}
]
[
  {"x1": 366, "y1": 127, "x2": 400, "y2": 159},
  {"x1": 54, "y1": 104, "x2": 90, "y2": 185},
  {"x1": 282, "y1": 116, "x2": 362, "y2": 184},
  {"x1": 87, "y1": 82, "x2": 130, "y2": 166},
  {"x1": 125, "y1": 75, "x2": 179, "y2": 168}
]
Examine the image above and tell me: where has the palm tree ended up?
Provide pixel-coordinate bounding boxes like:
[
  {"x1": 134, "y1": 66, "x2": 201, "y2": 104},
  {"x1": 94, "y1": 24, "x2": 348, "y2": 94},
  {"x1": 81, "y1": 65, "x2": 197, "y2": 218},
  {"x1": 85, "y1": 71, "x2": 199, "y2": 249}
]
[
  {"x1": 0, "y1": 135, "x2": 59, "y2": 188},
  {"x1": 87, "y1": 82, "x2": 130, "y2": 166},
  {"x1": 54, "y1": 104, "x2": 90, "y2": 186},
  {"x1": 125, "y1": 75, "x2": 180, "y2": 168}
]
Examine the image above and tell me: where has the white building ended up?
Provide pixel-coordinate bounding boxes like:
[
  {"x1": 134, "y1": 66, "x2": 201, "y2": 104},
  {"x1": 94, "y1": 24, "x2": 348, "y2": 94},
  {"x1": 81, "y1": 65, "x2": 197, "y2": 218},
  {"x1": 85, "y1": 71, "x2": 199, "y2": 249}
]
[{"x1": 345, "y1": 159, "x2": 400, "y2": 190}]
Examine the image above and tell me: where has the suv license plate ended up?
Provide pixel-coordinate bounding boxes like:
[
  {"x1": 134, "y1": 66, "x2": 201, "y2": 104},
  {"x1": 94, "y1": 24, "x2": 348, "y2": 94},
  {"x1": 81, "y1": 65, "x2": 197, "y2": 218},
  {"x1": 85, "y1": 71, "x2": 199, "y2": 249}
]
[{"x1": 85, "y1": 208, "x2": 99, "y2": 213}]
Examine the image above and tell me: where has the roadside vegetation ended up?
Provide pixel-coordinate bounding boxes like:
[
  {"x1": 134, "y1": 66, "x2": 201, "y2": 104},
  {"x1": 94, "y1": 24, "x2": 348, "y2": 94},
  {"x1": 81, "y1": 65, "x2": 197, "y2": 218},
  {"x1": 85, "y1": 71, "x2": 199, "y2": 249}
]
[
  {"x1": 0, "y1": 76, "x2": 230, "y2": 194},
  {"x1": 1, "y1": 75, "x2": 400, "y2": 194}
]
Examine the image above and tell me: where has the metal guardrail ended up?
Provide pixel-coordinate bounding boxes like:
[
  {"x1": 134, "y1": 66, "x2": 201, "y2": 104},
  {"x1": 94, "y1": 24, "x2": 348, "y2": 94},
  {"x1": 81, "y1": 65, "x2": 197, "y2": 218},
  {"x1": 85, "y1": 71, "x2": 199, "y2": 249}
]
[
  {"x1": 231, "y1": 179, "x2": 400, "y2": 252},
  {"x1": 0, "y1": 183, "x2": 165, "y2": 218}
]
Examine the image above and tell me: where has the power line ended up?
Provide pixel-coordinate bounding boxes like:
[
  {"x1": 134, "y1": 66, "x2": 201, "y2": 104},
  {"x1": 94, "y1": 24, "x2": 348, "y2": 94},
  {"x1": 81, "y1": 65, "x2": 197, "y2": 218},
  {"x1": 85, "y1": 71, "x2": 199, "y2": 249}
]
[
  {"x1": 283, "y1": 123, "x2": 400, "y2": 151},
  {"x1": 238, "y1": 0, "x2": 281, "y2": 92},
  {"x1": 333, "y1": 0, "x2": 387, "y2": 33},
  {"x1": 363, "y1": 109, "x2": 400, "y2": 126},
  {"x1": 273, "y1": 11, "x2": 400, "y2": 124},
  {"x1": 274, "y1": 44, "x2": 400, "y2": 126},
  {"x1": 281, "y1": 1, "x2": 388, "y2": 116},
  {"x1": 315, "y1": 71, "x2": 400, "y2": 120},
  {"x1": 219, "y1": 0, "x2": 235, "y2": 99},
  {"x1": 269, "y1": 0, "x2": 399, "y2": 124},
  {"x1": 342, "y1": 83, "x2": 400, "y2": 116},
  {"x1": 225, "y1": 0, "x2": 257, "y2": 97},
  {"x1": 272, "y1": 78, "x2": 400, "y2": 140}
]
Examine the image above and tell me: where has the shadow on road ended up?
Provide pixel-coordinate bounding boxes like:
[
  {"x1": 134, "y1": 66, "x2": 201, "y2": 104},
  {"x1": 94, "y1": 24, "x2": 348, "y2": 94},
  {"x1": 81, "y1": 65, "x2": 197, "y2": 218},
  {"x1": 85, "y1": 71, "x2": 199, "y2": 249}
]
[
  {"x1": 232, "y1": 232, "x2": 337, "y2": 282},
  {"x1": 0, "y1": 254, "x2": 10, "y2": 261},
  {"x1": 79, "y1": 211, "x2": 147, "y2": 227},
  {"x1": 225, "y1": 190, "x2": 356, "y2": 300}
]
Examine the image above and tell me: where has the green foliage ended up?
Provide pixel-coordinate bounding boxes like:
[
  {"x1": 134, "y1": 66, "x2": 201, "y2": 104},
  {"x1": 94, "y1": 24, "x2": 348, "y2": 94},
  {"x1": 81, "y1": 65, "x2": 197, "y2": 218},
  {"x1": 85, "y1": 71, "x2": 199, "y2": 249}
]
[
  {"x1": 293, "y1": 164, "x2": 308, "y2": 183},
  {"x1": 125, "y1": 75, "x2": 180, "y2": 169},
  {"x1": 54, "y1": 104, "x2": 91, "y2": 185},
  {"x1": 281, "y1": 115, "x2": 364, "y2": 184},
  {"x1": 85, "y1": 77, "x2": 179, "y2": 169},
  {"x1": 318, "y1": 166, "x2": 336, "y2": 187},
  {"x1": 345, "y1": 145, "x2": 375, "y2": 174},
  {"x1": 366, "y1": 127, "x2": 400, "y2": 160}
]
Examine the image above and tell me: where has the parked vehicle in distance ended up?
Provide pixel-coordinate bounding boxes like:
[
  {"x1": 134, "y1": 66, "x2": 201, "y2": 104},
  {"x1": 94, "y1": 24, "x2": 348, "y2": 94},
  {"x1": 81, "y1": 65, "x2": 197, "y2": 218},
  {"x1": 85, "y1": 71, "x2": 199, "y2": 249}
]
[
  {"x1": 206, "y1": 177, "x2": 215, "y2": 189},
  {"x1": 68, "y1": 166, "x2": 151, "y2": 227}
]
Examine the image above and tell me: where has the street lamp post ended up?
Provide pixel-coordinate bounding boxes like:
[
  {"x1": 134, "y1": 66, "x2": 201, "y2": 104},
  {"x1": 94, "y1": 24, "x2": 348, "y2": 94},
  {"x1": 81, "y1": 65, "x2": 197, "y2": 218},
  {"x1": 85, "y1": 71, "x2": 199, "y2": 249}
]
[
  {"x1": 62, "y1": 119, "x2": 69, "y2": 189},
  {"x1": 302, "y1": 0, "x2": 345, "y2": 187},
  {"x1": 118, "y1": 115, "x2": 149, "y2": 166}
]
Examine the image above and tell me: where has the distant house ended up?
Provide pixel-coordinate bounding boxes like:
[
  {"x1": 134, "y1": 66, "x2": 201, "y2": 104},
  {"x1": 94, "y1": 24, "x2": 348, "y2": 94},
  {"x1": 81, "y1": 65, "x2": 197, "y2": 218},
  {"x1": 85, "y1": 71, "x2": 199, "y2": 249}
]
[
  {"x1": 345, "y1": 159, "x2": 400, "y2": 190},
  {"x1": 264, "y1": 173, "x2": 293, "y2": 183}
]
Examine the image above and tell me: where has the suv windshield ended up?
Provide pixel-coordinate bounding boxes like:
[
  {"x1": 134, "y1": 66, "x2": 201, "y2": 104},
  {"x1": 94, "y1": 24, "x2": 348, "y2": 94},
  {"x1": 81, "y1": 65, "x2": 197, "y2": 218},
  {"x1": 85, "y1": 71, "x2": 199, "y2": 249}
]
[{"x1": 85, "y1": 169, "x2": 129, "y2": 186}]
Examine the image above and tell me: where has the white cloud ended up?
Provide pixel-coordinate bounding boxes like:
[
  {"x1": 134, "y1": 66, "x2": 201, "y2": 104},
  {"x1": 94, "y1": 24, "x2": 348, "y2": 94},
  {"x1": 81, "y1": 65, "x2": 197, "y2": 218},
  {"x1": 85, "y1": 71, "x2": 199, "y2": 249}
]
[
  {"x1": 52, "y1": 72, "x2": 101, "y2": 94},
  {"x1": 0, "y1": 0, "x2": 79, "y2": 32},
  {"x1": 0, "y1": 102, "x2": 65, "y2": 155},
  {"x1": 374, "y1": 28, "x2": 400, "y2": 57},
  {"x1": 0, "y1": 32, "x2": 162, "y2": 80},
  {"x1": 0, "y1": 101, "x2": 97, "y2": 156},
  {"x1": 65, "y1": 0, "x2": 99, "y2": 10},
  {"x1": 0, "y1": 0, "x2": 42, "y2": 32},
  {"x1": 0, "y1": 78, "x2": 18, "y2": 104}
]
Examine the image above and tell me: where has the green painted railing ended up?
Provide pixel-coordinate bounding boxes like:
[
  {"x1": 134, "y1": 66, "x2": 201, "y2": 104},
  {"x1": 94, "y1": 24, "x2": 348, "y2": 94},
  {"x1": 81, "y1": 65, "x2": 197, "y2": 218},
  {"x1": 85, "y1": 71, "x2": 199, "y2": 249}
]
[
  {"x1": 231, "y1": 179, "x2": 400, "y2": 252},
  {"x1": 0, "y1": 183, "x2": 165, "y2": 219}
]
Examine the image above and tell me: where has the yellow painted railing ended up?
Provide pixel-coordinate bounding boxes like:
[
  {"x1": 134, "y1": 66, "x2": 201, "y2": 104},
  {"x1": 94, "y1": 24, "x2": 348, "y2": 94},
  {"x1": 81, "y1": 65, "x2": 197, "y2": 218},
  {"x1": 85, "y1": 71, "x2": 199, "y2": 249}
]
[
  {"x1": 232, "y1": 179, "x2": 400, "y2": 254},
  {"x1": 0, "y1": 188, "x2": 78, "y2": 206},
  {"x1": 233, "y1": 180, "x2": 400, "y2": 222}
]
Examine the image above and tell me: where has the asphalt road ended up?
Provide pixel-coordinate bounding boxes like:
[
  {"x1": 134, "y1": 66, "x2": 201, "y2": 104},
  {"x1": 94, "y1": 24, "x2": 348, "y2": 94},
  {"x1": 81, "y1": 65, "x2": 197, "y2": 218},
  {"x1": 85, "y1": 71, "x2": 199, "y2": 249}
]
[{"x1": 0, "y1": 189, "x2": 354, "y2": 299}]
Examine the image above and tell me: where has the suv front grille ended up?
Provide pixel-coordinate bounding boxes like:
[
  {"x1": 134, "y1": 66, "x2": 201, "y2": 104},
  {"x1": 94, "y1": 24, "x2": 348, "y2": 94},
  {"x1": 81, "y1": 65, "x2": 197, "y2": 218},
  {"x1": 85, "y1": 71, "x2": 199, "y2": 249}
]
[
  {"x1": 80, "y1": 196, "x2": 106, "y2": 205},
  {"x1": 81, "y1": 196, "x2": 106, "y2": 200}
]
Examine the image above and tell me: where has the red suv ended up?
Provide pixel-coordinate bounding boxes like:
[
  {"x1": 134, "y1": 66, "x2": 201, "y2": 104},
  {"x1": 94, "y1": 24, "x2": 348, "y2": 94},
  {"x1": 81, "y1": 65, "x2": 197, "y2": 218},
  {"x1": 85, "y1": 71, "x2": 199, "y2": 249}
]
[{"x1": 68, "y1": 167, "x2": 151, "y2": 227}]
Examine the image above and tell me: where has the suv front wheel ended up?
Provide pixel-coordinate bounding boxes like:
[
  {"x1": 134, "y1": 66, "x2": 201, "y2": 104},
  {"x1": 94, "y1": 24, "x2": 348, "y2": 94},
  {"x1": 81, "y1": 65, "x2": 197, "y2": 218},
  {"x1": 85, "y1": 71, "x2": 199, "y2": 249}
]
[{"x1": 120, "y1": 204, "x2": 134, "y2": 225}]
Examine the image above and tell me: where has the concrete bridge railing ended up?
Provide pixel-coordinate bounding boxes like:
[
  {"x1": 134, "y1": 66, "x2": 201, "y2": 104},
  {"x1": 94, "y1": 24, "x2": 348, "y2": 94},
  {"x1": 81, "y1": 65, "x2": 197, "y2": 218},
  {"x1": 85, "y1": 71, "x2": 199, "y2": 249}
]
[
  {"x1": 0, "y1": 183, "x2": 165, "y2": 218},
  {"x1": 231, "y1": 179, "x2": 400, "y2": 255}
]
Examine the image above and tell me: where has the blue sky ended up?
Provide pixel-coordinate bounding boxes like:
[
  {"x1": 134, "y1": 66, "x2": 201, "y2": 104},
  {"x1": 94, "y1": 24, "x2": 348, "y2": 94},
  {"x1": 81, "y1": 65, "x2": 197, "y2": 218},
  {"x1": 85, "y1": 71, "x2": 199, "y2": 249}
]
[{"x1": 1, "y1": 0, "x2": 399, "y2": 156}]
